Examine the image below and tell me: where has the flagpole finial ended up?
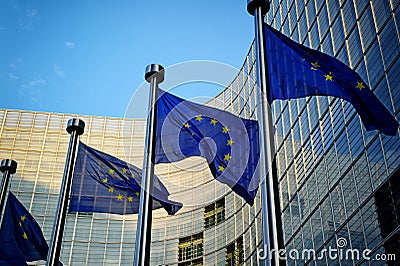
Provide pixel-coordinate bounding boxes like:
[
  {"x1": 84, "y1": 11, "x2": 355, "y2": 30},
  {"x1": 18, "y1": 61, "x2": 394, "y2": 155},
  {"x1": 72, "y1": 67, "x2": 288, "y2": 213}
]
[
  {"x1": 66, "y1": 118, "x2": 85, "y2": 135},
  {"x1": 145, "y1": 64, "x2": 165, "y2": 83},
  {"x1": 247, "y1": 0, "x2": 270, "y2": 16},
  {"x1": 0, "y1": 159, "x2": 17, "y2": 175}
]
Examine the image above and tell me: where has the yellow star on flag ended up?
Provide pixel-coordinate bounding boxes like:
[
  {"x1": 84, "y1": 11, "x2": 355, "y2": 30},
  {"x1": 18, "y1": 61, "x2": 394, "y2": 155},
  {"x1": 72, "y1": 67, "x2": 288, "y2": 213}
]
[
  {"x1": 23, "y1": 232, "x2": 28, "y2": 239},
  {"x1": 131, "y1": 173, "x2": 135, "y2": 179},
  {"x1": 195, "y1": 115, "x2": 203, "y2": 122},
  {"x1": 184, "y1": 123, "x2": 190, "y2": 128},
  {"x1": 20, "y1": 215, "x2": 26, "y2": 222},
  {"x1": 102, "y1": 178, "x2": 108, "y2": 183},
  {"x1": 19, "y1": 222, "x2": 22, "y2": 227},
  {"x1": 135, "y1": 191, "x2": 140, "y2": 197},
  {"x1": 311, "y1": 61, "x2": 320, "y2": 70},
  {"x1": 218, "y1": 166, "x2": 225, "y2": 172},
  {"x1": 224, "y1": 154, "x2": 231, "y2": 161},
  {"x1": 109, "y1": 169, "x2": 115, "y2": 175},
  {"x1": 356, "y1": 82, "x2": 365, "y2": 90},
  {"x1": 222, "y1": 126, "x2": 229, "y2": 134},
  {"x1": 127, "y1": 196, "x2": 133, "y2": 202},
  {"x1": 227, "y1": 139, "x2": 233, "y2": 146},
  {"x1": 108, "y1": 187, "x2": 114, "y2": 193},
  {"x1": 122, "y1": 168, "x2": 127, "y2": 174},
  {"x1": 116, "y1": 194, "x2": 123, "y2": 201},
  {"x1": 324, "y1": 72, "x2": 333, "y2": 81},
  {"x1": 210, "y1": 118, "x2": 218, "y2": 126}
]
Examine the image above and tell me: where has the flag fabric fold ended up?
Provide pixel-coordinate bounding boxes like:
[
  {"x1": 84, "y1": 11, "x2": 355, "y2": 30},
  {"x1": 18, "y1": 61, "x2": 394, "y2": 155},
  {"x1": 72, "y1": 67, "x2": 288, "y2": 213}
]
[
  {"x1": 0, "y1": 192, "x2": 48, "y2": 264},
  {"x1": 155, "y1": 89, "x2": 260, "y2": 205},
  {"x1": 69, "y1": 142, "x2": 182, "y2": 215},
  {"x1": 263, "y1": 24, "x2": 398, "y2": 135}
]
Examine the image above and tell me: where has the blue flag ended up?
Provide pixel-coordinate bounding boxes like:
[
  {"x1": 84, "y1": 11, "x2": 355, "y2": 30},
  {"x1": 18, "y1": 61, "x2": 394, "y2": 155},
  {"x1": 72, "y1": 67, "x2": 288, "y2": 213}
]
[
  {"x1": 0, "y1": 192, "x2": 48, "y2": 264},
  {"x1": 155, "y1": 89, "x2": 260, "y2": 205},
  {"x1": 69, "y1": 142, "x2": 182, "y2": 215},
  {"x1": 0, "y1": 259, "x2": 28, "y2": 266},
  {"x1": 264, "y1": 24, "x2": 398, "y2": 135}
]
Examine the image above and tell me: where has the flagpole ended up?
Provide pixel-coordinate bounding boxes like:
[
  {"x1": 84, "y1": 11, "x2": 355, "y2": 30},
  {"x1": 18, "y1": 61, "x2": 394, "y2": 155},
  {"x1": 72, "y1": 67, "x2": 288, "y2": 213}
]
[
  {"x1": 46, "y1": 118, "x2": 85, "y2": 266},
  {"x1": 247, "y1": 0, "x2": 285, "y2": 265},
  {"x1": 0, "y1": 159, "x2": 17, "y2": 217},
  {"x1": 134, "y1": 64, "x2": 164, "y2": 266}
]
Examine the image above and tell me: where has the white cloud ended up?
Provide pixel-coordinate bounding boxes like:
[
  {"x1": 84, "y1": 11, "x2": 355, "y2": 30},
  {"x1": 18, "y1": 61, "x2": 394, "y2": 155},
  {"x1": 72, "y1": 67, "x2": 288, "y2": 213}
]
[
  {"x1": 8, "y1": 73, "x2": 19, "y2": 80},
  {"x1": 9, "y1": 58, "x2": 23, "y2": 69},
  {"x1": 54, "y1": 65, "x2": 65, "y2": 77},
  {"x1": 65, "y1": 42, "x2": 75, "y2": 48},
  {"x1": 19, "y1": 82, "x2": 44, "y2": 106},
  {"x1": 26, "y1": 9, "x2": 37, "y2": 18},
  {"x1": 19, "y1": 78, "x2": 46, "y2": 101},
  {"x1": 29, "y1": 78, "x2": 46, "y2": 86},
  {"x1": 20, "y1": 8, "x2": 38, "y2": 29}
]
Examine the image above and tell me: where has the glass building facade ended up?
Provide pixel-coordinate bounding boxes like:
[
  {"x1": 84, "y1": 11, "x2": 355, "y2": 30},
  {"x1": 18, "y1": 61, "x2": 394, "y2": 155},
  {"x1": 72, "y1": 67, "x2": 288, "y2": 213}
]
[
  {"x1": 265, "y1": 0, "x2": 400, "y2": 264},
  {"x1": 0, "y1": 0, "x2": 399, "y2": 265}
]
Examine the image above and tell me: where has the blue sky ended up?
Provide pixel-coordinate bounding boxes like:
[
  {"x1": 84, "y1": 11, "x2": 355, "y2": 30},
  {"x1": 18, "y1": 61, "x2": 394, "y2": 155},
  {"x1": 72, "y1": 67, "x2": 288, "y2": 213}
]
[{"x1": 0, "y1": 1, "x2": 255, "y2": 118}]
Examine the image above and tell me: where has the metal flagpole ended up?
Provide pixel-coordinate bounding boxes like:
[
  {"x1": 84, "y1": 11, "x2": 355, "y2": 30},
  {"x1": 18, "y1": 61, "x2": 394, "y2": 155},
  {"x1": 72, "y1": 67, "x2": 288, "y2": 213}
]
[
  {"x1": 247, "y1": 0, "x2": 286, "y2": 265},
  {"x1": 0, "y1": 159, "x2": 18, "y2": 217},
  {"x1": 46, "y1": 118, "x2": 85, "y2": 266},
  {"x1": 134, "y1": 64, "x2": 164, "y2": 266}
]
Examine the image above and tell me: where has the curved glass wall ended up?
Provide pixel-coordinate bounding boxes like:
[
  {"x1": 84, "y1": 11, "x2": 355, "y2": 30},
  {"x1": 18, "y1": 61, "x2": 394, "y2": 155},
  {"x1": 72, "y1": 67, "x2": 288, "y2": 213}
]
[{"x1": 266, "y1": 0, "x2": 400, "y2": 264}]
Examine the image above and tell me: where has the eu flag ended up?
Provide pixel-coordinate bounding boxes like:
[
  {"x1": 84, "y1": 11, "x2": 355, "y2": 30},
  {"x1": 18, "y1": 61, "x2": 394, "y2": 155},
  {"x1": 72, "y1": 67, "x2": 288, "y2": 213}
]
[
  {"x1": 0, "y1": 192, "x2": 48, "y2": 264},
  {"x1": 69, "y1": 142, "x2": 182, "y2": 215},
  {"x1": 155, "y1": 89, "x2": 260, "y2": 205},
  {"x1": 263, "y1": 24, "x2": 398, "y2": 135}
]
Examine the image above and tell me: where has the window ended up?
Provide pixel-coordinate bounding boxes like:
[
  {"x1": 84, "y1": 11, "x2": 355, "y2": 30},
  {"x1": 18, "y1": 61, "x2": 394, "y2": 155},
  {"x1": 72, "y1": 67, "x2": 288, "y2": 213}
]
[
  {"x1": 225, "y1": 236, "x2": 244, "y2": 266},
  {"x1": 191, "y1": 258, "x2": 203, "y2": 266},
  {"x1": 178, "y1": 233, "x2": 203, "y2": 265},
  {"x1": 204, "y1": 198, "x2": 225, "y2": 229},
  {"x1": 204, "y1": 204, "x2": 215, "y2": 229},
  {"x1": 374, "y1": 166, "x2": 400, "y2": 258},
  {"x1": 216, "y1": 198, "x2": 225, "y2": 223},
  {"x1": 226, "y1": 243, "x2": 235, "y2": 265}
]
